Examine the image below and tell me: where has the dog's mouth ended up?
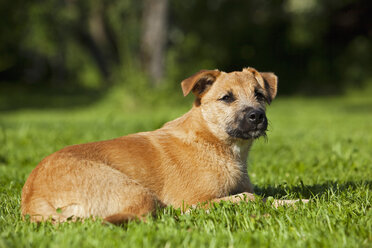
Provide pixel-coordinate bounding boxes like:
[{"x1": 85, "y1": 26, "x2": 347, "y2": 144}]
[
  {"x1": 226, "y1": 127, "x2": 267, "y2": 140},
  {"x1": 247, "y1": 129, "x2": 267, "y2": 139}
]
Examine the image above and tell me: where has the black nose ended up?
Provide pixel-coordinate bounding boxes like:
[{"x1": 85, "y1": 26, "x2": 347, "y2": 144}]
[{"x1": 247, "y1": 109, "x2": 265, "y2": 124}]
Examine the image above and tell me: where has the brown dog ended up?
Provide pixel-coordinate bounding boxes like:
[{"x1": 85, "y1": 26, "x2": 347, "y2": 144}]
[{"x1": 21, "y1": 67, "x2": 301, "y2": 224}]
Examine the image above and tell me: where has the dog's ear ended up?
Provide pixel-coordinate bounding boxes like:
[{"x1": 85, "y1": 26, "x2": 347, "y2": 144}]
[
  {"x1": 259, "y1": 72, "x2": 278, "y2": 103},
  {"x1": 181, "y1": 70, "x2": 221, "y2": 97},
  {"x1": 244, "y1": 67, "x2": 278, "y2": 104}
]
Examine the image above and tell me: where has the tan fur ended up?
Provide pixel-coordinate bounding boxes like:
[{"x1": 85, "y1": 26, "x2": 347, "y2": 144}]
[{"x1": 22, "y1": 67, "x2": 302, "y2": 224}]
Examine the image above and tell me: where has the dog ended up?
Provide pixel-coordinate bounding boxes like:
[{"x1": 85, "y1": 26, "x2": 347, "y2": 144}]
[{"x1": 21, "y1": 67, "x2": 303, "y2": 224}]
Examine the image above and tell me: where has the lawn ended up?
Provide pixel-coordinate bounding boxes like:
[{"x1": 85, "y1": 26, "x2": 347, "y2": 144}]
[{"x1": 0, "y1": 86, "x2": 371, "y2": 247}]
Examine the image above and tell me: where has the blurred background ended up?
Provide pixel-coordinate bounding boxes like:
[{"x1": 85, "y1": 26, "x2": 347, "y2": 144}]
[{"x1": 0, "y1": 0, "x2": 371, "y2": 109}]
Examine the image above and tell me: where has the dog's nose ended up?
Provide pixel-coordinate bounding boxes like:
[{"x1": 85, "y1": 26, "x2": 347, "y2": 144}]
[{"x1": 247, "y1": 109, "x2": 265, "y2": 124}]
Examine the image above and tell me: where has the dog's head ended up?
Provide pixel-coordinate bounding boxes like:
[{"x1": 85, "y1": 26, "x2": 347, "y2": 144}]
[{"x1": 181, "y1": 67, "x2": 278, "y2": 141}]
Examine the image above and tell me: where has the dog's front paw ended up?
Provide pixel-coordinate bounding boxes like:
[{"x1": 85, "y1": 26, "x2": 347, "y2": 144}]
[
  {"x1": 267, "y1": 198, "x2": 309, "y2": 208},
  {"x1": 271, "y1": 199, "x2": 309, "y2": 208}
]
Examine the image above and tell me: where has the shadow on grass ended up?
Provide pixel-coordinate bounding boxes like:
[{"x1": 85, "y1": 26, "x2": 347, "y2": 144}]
[
  {"x1": 255, "y1": 180, "x2": 372, "y2": 199},
  {"x1": 0, "y1": 83, "x2": 108, "y2": 112}
]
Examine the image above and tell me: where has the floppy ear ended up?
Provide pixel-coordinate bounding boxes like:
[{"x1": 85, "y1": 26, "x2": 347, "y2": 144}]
[
  {"x1": 244, "y1": 67, "x2": 278, "y2": 104},
  {"x1": 181, "y1": 70, "x2": 221, "y2": 97},
  {"x1": 259, "y1": 72, "x2": 278, "y2": 103}
]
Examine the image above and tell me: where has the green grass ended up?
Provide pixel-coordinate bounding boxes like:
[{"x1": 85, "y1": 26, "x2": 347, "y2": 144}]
[{"x1": 0, "y1": 86, "x2": 371, "y2": 247}]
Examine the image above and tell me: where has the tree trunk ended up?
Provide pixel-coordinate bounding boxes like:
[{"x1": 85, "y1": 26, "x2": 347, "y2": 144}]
[{"x1": 141, "y1": 0, "x2": 168, "y2": 85}]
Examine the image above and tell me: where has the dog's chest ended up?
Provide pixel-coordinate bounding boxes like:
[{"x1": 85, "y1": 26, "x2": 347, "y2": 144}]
[
  {"x1": 193, "y1": 144, "x2": 249, "y2": 197},
  {"x1": 212, "y1": 142, "x2": 251, "y2": 196},
  {"x1": 215, "y1": 157, "x2": 248, "y2": 196},
  {"x1": 158, "y1": 130, "x2": 252, "y2": 205},
  {"x1": 164, "y1": 158, "x2": 246, "y2": 206}
]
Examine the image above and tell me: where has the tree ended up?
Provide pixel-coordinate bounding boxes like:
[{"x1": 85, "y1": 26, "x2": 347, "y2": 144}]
[{"x1": 140, "y1": 0, "x2": 168, "y2": 85}]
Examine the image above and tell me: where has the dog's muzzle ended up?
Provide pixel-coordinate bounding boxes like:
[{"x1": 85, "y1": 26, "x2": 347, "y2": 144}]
[{"x1": 226, "y1": 108, "x2": 268, "y2": 140}]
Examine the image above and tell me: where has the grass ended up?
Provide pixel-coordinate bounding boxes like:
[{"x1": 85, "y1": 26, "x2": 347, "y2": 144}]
[{"x1": 0, "y1": 85, "x2": 371, "y2": 247}]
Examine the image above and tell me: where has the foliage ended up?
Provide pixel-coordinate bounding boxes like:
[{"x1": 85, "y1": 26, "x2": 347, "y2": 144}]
[
  {"x1": 1, "y1": 0, "x2": 371, "y2": 94},
  {"x1": 0, "y1": 87, "x2": 371, "y2": 247},
  {"x1": 168, "y1": 0, "x2": 372, "y2": 93}
]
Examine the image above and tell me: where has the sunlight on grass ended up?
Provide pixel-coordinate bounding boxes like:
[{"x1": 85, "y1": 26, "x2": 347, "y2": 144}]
[{"x1": 0, "y1": 88, "x2": 371, "y2": 247}]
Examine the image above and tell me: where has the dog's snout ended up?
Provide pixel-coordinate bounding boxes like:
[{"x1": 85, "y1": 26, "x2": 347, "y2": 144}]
[
  {"x1": 246, "y1": 109, "x2": 265, "y2": 124},
  {"x1": 230, "y1": 107, "x2": 268, "y2": 140}
]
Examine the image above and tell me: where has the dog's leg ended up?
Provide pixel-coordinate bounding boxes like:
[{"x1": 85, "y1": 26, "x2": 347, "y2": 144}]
[
  {"x1": 213, "y1": 192, "x2": 308, "y2": 207},
  {"x1": 211, "y1": 192, "x2": 256, "y2": 204},
  {"x1": 22, "y1": 160, "x2": 161, "y2": 224},
  {"x1": 103, "y1": 187, "x2": 161, "y2": 225},
  {"x1": 189, "y1": 193, "x2": 308, "y2": 211},
  {"x1": 268, "y1": 198, "x2": 309, "y2": 207}
]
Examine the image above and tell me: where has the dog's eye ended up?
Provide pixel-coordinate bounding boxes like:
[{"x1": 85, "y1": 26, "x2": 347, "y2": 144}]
[
  {"x1": 255, "y1": 91, "x2": 266, "y2": 102},
  {"x1": 219, "y1": 93, "x2": 235, "y2": 103},
  {"x1": 221, "y1": 95, "x2": 231, "y2": 101}
]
